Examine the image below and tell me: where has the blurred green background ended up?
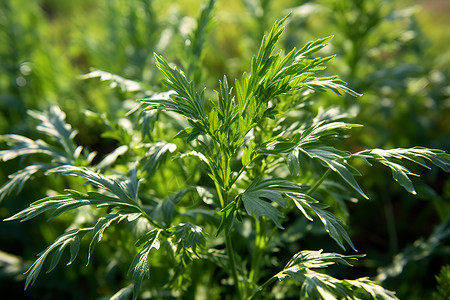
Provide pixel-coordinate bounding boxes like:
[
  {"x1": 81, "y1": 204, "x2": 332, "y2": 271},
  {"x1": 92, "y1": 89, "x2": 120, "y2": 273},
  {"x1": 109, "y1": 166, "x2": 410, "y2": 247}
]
[{"x1": 0, "y1": 0, "x2": 449, "y2": 299}]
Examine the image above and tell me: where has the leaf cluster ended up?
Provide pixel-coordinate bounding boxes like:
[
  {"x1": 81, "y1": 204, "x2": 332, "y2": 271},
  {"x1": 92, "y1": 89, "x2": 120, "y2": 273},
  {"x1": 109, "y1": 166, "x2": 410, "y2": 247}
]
[{"x1": 2, "y1": 10, "x2": 449, "y2": 300}]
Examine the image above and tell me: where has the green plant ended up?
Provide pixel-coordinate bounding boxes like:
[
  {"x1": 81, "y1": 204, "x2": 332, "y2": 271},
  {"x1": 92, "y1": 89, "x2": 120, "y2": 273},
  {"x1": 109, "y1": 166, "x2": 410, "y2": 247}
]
[
  {"x1": 282, "y1": 4, "x2": 450, "y2": 298},
  {"x1": 2, "y1": 14, "x2": 450, "y2": 299},
  {"x1": 433, "y1": 265, "x2": 450, "y2": 300}
]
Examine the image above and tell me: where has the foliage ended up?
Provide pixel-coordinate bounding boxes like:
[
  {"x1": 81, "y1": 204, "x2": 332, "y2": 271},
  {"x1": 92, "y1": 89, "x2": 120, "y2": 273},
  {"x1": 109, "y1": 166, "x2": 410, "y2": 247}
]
[
  {"x1": 433, "y1": 265, "x2": 450, "y2": 300},
  {"x1": 1, "y1": 0, "x2": 449, "y2": 299}
]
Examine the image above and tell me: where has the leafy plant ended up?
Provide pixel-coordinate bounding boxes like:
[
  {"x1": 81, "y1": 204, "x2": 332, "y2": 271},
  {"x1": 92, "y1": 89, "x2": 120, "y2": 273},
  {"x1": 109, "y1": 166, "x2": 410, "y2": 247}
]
[
  {"x1": 2, "y1": 13, "x2": 450, "y2": 300},
  {"x1": 433, "y1": 265, "x2": 450, "y2": 300}
]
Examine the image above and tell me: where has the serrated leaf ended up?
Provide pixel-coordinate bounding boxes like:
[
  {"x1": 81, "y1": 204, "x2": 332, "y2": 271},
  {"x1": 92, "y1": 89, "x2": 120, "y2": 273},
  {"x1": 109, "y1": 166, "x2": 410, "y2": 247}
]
[
  {"x1": 276, "y1": 250, "x2": 397, "y2": 300},
  {"x1": 150, "y1": 189, "x2": 188, "y2": 227},
  {"x1": 215, "y1": 200, "x2": 239, "y2": 235},
  {"x1": 300, "y1": 146, "x2": 368, "y2": 199},
  {"x1": 242, "y1": 191, "x2": 286, "y2": 229},
  {"x1": 275, "y1": 250, "x2": 361, "y2": 299},
  {"x1": 298, "y1": 121, "x2": 361, "y2": 147},
  {"x1": 286, "y1": 250, "x2": 363, "y2": 269},
  {"x1": 128, "y1": 229, "x2": 161, "y2": 300},
  {"x1": 24, "y1": 228, "x2": 91, "y2": 290},
  {"x1": 0, "y1": 135, "x2": 61, "y2": 161},
  {"x1": 345, "y1": 278, "x2": 398, "y2": 300},
  {"x1": 142, "y1": 54, "x2": 207, "y2": 129},
  {"x1": 28, "y1": 106, "x2": 78, "y2": 155},
  {"x1": 88, "y1": 212, "x2": 138, "y2": 264},
  {"x1": 355, "y1": 147, "x2": 450, "y2": 194},
  {"x1": 241, "y1": 178, "x2": 305, "y2": 229},
  {"x1": 3, "y1": 187, "x2": 140, "y2": 223},
  {"x1": 304, "y1": 76, "x2": 362, "y2": 97},
  {"x1": 174, "y1": 127, "x2": 204, "y2": 142},
  {"x1": 46, "y1": 165, "x2": 139, "y2": 204},
  {"x1": 258, "y1": 121, "x2": 359, "y2": 156},
  {"x1": 0, "y1": 164, "x2": 47, "y2": 202},
  {"x1": 140, "y1": 141, "x2": 176, "y2": 175},
  {"x1": 169, "y1": 222, "x2": 206, "y2": 255},
  {"x1": 180, "y1": 151, "x2": 211, "y2": 167},
  {"x1": 286, "y1": 192, "x2": 356, "y2": 251},
  {"x1": 287, "y1": 148, "x2": 301, "y2": 176}
]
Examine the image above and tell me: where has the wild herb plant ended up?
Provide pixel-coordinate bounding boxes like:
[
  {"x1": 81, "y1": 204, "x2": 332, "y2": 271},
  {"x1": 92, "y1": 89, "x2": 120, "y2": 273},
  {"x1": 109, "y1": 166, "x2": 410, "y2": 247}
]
[
  {"x1": 2, "y1": 14, "x2": 450, "y2": 300},
  {"x1": 283, "y1": 3, "x2": 450, "y2": 297}
]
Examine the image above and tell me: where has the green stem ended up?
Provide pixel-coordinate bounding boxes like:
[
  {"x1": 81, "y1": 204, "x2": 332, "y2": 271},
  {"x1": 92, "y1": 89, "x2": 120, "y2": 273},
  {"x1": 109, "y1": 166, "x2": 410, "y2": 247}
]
[
  {"x1": 306, "y1": 168, "x2": 332, "y2": 195},
  {"x1": 248, "y1": 169, "x2": 334, "y2": 298},
  {"x1": 138, "y1": 206, "x2": 161, "y2": 228},
  {"x1": 214, "y1": 180, "x2": 242, "y2": 299},
  {"x1": 249, "y1": 218, "x2": 264, "y2": 286},
  {"x1": 214, "y1": 180, "x2": 226, "y2": 209},
  {"x1": 225, "y1": 230, "x2": 243, "y2": 300},
  {"x1": 248, "y1": 251, "x2": 298, "y2": 300},
  {"x1": 249, "y1": 276, "x2": 278, "y2": 300}
]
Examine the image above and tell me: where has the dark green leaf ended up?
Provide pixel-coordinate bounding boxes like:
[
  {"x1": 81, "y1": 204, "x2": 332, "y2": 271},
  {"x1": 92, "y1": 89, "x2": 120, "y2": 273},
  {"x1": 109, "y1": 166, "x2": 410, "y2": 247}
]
[
  {"x1": 128, "y1": 229, "x2": 162, "y2": 300},
  {"x1": 150, "y1": 189, "x2": 188, "y2": 227},
  {"x1": 286, "y1": 192, "x2": 356, "y2": 251},
  {"x1": 241, "y1": 178, "x2": 305, "y2": 229},
  {"x1": 287, "y1": 148, "x2": 300, "y2": 176},
  {"x1": 169, "y1": 222, "x2": 206, "y2": 255},
  {"x1": 300, "y1": 146, "x2": 368, "y2": 199},
  {"x1": 215, "y1": 200, "x2": 239, "y2": 235},
  {"x1": 46, "y1": 165, "x2": 139, "y2": 204},
  {"x1": 24, "y1": 228, "x2": 91, "y2": 289},
  {"x1": 88, "y1": 212, "x2": 139, "y2": 264},
  {"x1": 0, "y1": 164, "x2": 46, "y2": 202},
  {"x1": 3, "y1": 189, "x2": 139, "y2": 223}
]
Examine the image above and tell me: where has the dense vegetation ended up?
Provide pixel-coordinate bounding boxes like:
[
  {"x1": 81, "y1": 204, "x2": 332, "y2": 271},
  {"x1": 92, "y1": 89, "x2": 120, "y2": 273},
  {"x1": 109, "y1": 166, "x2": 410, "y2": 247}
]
[{"x1": 1, "y1": 0, "x2": 449, "y2": 299}]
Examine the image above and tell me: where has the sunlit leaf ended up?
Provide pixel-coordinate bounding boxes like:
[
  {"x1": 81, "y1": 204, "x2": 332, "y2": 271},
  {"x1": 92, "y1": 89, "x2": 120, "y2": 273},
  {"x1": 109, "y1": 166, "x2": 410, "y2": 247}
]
[
  {"x1": 46, "y1": 165, "x2": 140, "y2": 204},
  {"x1": 286, "y1": 192, "x2": 356, "y2": 251},
  {"x1": 169, "y1": 222, "x2": 206, "y2": 255},
  {"x1": 300, "y1": 146, "x2": 368, "y2": 199},
  {"x1": 140, "y1": 141, "x2": 176, "y2": 175},
  {"x1": 355, "y1": 147, "x2": 450, "y2": 194},
  {"x1": 81, "y1": 69, "x2": 149, "y2": 92},
  {"x1": 276, "y1": 250, "x2": 396, "y2": 300}
]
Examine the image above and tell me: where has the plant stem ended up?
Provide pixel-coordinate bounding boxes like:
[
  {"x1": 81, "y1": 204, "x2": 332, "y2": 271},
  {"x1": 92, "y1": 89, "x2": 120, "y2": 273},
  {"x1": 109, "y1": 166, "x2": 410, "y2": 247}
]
[
  {"x1": 249, "y1": 276, "x2": 278, "y2": 300},
  {"x1": 214, "y1": 180, "x2": 226, "y2": 208},
  {"x1": 248, "y1": 169, "x2": 336, "y2": 299},
  {"x1": 249, "y1": 251, "x2": 297, "y2": 299},
  {"x1": 138, "y1": 206, "x2": 162, "y2": 228},
  {"x1": 249, "y1": 218, "x2": 264, "y2": 286},
  {"x1": 306, "y1": 168, "x2": 332, "y2": 195},
  {"x1": 214, "y1": 180, "x2": 243, "y2": 299},
  {"x1": 225, "y1": 230, "x2": 243, "y2": 300}
]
